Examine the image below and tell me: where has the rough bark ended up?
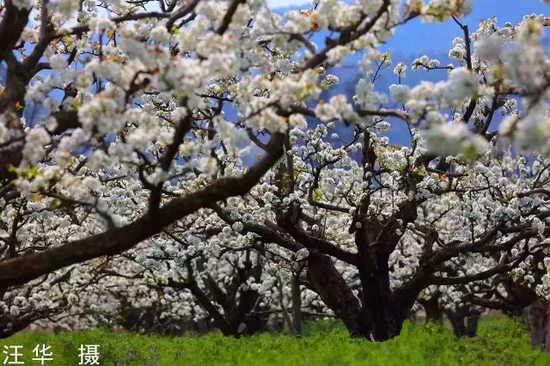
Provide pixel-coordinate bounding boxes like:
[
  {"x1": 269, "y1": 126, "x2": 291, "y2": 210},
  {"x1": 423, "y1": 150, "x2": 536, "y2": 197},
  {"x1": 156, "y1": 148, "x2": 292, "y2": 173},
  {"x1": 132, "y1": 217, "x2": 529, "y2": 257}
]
[
  {"x1": 419, "y1": 296, "x2": 443, "y2": 324},
  {"x1": 291, "y1": 273, "x2": 302, "y2": 334},
  {"x1": 524, "y1": 299, "x2": 550, "y2": 352},
  {"x1": 306, "y1": 252, "x2": 369, "y2": 337},
  {"x1": 305, "y1": 249, "x2": 414, "y2": 341},
  {"x1": 445, "y1": 308, "x2": 480, "y2": 338},
  {"x1": 0, "y1": 3, "x2": 30, "y2": 63}
]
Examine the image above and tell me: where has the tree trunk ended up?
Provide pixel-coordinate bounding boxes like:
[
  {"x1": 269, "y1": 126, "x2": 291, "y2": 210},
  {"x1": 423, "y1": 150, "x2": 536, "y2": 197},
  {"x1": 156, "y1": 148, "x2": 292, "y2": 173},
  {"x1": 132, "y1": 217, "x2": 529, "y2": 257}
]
[
  {"x1": 523, "y1": 299, "x2": 550, "y2": 352},
  {"x1": 465, "y1": 313, "x2": 480, "y2": 338},
  {"x1": 291, "y1": 273, "x2": 302, "y2": 334},
  {"x1": 306, "y1": 251, "x2": 413, "y2": 341},
  {"x1": 356, "y1": 245, "x2": 413, "y2": 341},
  {"x1": 445, "y1": 310, "x2": 466, "y2": 337},
  {"x1": 306, "y1": 252, "x2": 370, "y2": 338},
  {"x1": 445, "y1": 308, "x2": 480, "y2": 338},
  {"x1": 419, "y1": 297, "x2": 443, "y2": 323}
]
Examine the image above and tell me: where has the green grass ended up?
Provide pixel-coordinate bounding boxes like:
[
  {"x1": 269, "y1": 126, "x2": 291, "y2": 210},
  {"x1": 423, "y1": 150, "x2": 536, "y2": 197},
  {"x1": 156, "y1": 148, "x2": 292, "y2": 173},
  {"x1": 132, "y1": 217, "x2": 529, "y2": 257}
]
[{"x1": 1, "y1": 317, "x2": 548, "y2": 365}]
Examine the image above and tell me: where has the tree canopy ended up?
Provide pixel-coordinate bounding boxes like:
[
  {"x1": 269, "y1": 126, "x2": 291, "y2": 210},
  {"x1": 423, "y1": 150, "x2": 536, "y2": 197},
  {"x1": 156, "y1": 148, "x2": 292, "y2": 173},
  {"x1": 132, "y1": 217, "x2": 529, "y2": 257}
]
[{"x1": 0, "y1": 0, "x2": 550, "y2": 341}]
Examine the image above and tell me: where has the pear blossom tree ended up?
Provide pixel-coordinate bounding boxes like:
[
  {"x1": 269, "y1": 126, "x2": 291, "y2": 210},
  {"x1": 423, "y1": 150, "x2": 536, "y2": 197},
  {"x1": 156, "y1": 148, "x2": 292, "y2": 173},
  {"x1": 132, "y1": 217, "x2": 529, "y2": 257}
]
[
  {"x1": 413, "y1": 12, "x2": 550, "y2": 341},
  {"x1": 0, "y1": 0, "x2": 415, "y2": 335},
  {"x1": 1, "y1": 0, "x2": 550, "y2": 342}
]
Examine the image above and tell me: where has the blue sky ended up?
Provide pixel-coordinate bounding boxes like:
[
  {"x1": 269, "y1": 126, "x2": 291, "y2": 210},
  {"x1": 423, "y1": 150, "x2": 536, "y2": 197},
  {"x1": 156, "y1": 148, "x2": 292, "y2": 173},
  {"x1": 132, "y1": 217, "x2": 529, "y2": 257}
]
[
  {"x1": 387, "y1": 0, "x2": 548, "y2": 54},
  {"x1": 271, "y1": 0, "x2": 549, "y2": 146},
  {"x1": 274, "y1": 0, "x2": 548, "y2": 53}
]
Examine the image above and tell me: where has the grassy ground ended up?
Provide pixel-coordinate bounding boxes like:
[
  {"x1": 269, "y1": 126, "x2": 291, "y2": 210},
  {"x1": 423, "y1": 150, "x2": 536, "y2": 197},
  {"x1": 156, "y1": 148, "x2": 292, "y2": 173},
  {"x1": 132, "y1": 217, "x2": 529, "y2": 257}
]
[{"x1": 0, "y1": 317, "x2": 548, "y2": 365}]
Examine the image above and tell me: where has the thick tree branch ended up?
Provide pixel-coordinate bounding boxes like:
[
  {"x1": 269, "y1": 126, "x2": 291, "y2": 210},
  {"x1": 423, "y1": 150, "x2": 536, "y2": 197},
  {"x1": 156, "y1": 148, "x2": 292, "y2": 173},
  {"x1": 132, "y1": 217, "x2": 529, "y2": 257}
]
[
  {"x1": 216, "y1": 0, "x2": 246, "y2": 35},
  {"x1": 0, "y1": 133, "x2": 284, "y2": 291},
  {"x1": 0, "y1": 2, "x2": 30, "y2": 62}
]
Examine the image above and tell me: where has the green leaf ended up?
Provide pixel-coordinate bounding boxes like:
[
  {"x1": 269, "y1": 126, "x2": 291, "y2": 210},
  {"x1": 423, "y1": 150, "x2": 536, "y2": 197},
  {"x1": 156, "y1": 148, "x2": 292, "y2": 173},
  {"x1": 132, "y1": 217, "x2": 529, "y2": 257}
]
[
  {"x1": 313, "y1": 188, "x2": 323, "y2": 201},
  {"x1": 50, "y1": 199, "x2": 62, "y2": 210},
  {"x1": 463, "y1": 144, "x2": 480, "y2": 160}
]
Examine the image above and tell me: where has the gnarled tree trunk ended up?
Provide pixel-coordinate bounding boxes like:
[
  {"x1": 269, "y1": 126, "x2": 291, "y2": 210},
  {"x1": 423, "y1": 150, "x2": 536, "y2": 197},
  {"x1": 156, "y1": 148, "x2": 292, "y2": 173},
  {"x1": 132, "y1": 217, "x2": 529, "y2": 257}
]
[
  {"x1": 305, "y1": 250, "x2": 415, "y2": 342},
  {"x1": 524, "y1": 299, "x2": 550, "y2": 352},
  {"x1": 445, "y1": 308, "x2": 480, "y2": 338},
  {"x1": 419, "y1": 296, "x2": 443, "y2": 324},
  {"x1": 291, "y1": 273, "x2": 302, "y2": 334}
]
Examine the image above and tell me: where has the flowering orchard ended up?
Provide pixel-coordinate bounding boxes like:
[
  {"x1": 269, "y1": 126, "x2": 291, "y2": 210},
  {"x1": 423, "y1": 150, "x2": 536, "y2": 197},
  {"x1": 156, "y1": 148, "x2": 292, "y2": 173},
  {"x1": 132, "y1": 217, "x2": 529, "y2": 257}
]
[{"x1": 0, "y1": 0, "x2": 550, "y2": 344}]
